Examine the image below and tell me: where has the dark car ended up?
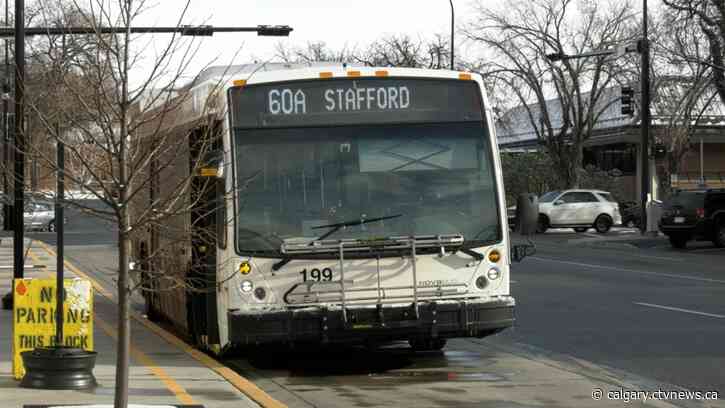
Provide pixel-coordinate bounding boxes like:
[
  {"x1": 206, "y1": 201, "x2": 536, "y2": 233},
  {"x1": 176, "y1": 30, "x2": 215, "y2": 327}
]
[
  {"x1": 619, "y1": 201, "x2": 642, "y2": 228},
  {"x1": 659, "y1": 189, "x2": 725, "y2": 248}
]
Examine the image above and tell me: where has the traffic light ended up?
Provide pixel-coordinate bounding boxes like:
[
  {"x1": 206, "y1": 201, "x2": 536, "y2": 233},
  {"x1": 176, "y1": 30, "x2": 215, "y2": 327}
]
[{"x1": 621, "y1": 86, "x2": 635, "y2": 115}]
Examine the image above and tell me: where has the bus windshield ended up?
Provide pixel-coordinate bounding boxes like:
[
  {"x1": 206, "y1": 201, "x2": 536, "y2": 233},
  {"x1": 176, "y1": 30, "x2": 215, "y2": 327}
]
[{"x1": 233, "y1": 121, "x2": 501, "y2": 255}]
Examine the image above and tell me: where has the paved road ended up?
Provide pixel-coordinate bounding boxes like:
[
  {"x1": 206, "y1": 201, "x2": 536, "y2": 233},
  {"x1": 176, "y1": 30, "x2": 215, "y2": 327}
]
[
  {"x1": 18, "y1": 205, "x2": 725, "y2": 407},
  {"x1": 506, "y1": 230, "x2": 725, "y2": 395}
]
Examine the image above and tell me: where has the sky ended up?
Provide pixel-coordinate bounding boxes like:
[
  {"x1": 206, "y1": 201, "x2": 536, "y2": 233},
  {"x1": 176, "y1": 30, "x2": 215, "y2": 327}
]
[{"x1": 129, "y1": 0, "x2": 490, "y2": 84}]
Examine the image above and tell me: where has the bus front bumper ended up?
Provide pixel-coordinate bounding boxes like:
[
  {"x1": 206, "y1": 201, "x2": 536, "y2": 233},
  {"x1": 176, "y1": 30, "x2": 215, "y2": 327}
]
[{"x1": 228, "y1": 297, "x2": 515, "y2": 345}]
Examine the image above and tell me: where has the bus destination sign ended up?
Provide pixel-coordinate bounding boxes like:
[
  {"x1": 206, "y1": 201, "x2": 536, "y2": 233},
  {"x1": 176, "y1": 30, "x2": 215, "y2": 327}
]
[{"x1": 229, "y1": 78, "x2": 484, "y2": 128}]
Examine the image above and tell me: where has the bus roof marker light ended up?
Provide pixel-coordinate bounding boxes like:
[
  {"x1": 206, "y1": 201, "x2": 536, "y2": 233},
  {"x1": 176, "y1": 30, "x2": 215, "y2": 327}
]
[
  {"x1": 375, "y1": 70, "x2": 389, "y2": 77},
  {"x1": 319, "y1": 72, "x2": 333, "y2": 78},
  {"x1": 233, "y1": 79, "x2": 247, "y2": 87},
  {"x1": 347, "y1": 70, "x2": 361, "y2": 77},
  {"x1": 459, "y1": 73, "x2": 472, "y2": 80}
]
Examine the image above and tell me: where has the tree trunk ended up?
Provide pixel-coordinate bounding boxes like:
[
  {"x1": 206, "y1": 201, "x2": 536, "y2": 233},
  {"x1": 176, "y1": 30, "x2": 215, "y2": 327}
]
[
  {"x1": 114, "y1": 226, "x2": 131, "y2": 408},
  {"x1": 114, "y1": 2, "x2": 132, "y2": 406}
]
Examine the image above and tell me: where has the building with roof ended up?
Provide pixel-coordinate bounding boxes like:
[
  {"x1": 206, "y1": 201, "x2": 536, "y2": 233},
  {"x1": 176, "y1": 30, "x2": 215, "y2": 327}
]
[{"x1": 495, "y1": 77, "x2": 725, "y2": 201}]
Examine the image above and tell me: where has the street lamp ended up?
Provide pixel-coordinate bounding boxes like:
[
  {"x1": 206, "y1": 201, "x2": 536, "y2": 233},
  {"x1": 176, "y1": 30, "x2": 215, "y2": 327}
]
[{"x1": 449, "y1": 0, "x2": 455, "y2": 70}]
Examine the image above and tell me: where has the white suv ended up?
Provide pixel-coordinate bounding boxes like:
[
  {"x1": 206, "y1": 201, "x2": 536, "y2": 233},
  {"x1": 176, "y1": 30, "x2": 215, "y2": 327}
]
[{"x1": 536, "y1": 190, "x2": 622, "y2": 233}]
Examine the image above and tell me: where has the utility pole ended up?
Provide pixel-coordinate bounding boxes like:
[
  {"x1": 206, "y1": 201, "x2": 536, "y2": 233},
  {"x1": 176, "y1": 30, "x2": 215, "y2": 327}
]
[
  {"x1": 449, "y1": 0, "x2": 454, "y2": 70},
  {"x1": 639, "y1": 0, "x2": 651, "y2": 235},
  {"x1": 13, "y1": 0, "x2": 25, "y2": 283}
]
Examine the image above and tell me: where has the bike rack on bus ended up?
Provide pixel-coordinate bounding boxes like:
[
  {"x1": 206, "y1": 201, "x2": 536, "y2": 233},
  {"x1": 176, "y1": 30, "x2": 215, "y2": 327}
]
[{"x1": 281, "y1": 235, "x2": 468, "y2": 327}]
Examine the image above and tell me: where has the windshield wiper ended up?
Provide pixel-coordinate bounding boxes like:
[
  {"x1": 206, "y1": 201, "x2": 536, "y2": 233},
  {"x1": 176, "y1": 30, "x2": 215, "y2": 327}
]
[
  {"x1": 271, "y1": 214, "x2": 403, "y2": 271},
  {"x1": 457, "y1": 225, "x2": 501, "y2": 261},
  {"x1": 311, "y1": 214, "x2": 403, "y2": 241}
]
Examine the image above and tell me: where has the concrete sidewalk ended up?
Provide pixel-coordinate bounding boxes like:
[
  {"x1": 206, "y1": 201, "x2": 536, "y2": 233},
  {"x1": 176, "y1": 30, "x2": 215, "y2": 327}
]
[{"x1": 0, "y1": 237, "x2": 271, "y2": 408}]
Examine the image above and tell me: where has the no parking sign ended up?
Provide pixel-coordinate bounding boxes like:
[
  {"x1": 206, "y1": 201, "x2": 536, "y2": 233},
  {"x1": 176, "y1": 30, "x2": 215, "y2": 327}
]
[{"x1": 12, "y1": 278, "x2": 94, "y2": 379}]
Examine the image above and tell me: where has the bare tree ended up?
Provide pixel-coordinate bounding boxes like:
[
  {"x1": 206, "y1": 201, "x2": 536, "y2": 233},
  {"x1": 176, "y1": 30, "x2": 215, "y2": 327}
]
[
  {"x1": 274, "y1": 40, "x2": 356, "y2": 64},
  {"x1": 662, "y1": 0, "x2": 725, "y2": 106},
  {"x1": 650, "y1": 7, "x2": 719, "y2": 196},
  {"x1": 16, "y1": 1, "x2": 235, "y2": 407},
  {"x1": 464, "y1": 0, "x2": 637, "y2": 188},
  {"x1": 355, "y1": 34, "x2": 450, "y2": 69},
  {"x1": 275, "y1": 34, "x2": 451, "y2": 69}
]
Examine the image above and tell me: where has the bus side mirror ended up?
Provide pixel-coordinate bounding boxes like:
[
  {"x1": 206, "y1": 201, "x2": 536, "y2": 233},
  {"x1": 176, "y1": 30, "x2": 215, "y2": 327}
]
[{"x1": 515, "y1": 193, "x2": 538, "y2": 236}]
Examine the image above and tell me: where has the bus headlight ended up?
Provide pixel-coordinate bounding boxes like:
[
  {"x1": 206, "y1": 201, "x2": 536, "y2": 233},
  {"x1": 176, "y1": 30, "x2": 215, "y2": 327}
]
[
  {"x1": 475, "y1": 275, "x2": 488, "y2": 289},
  {"x1": 240, "y1": 280, "x2": 254, "y2": 293},
  {"x1": 487, "y1": 268, "x2": 501, "y2": 280}
]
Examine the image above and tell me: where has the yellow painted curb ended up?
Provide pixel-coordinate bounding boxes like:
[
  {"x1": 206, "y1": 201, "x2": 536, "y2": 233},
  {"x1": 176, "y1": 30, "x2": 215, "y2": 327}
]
[{"x1": 36, "y1": 240, "x2": 286, "y2": 408}]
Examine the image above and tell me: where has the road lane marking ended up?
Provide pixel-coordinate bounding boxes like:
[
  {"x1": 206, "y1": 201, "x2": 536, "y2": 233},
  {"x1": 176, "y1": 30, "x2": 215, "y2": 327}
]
[
  {"x1": 633, "y1": 302, "x2": 725, "y2": 319},
  {"x1": 530, "y1": 256, "x2": 725, "y2": 284},
  {"x1": 35, "y1": 240, "x2": 287, "y2": 408}
]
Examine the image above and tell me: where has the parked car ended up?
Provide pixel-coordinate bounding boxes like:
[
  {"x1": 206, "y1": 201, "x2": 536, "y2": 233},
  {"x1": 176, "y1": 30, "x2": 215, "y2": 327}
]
[
  {"x1": 659, "y1": 189, "x2": 725, "y2": 249},
  {"x1": 0, "y1": 194, "x2": 65, "y2": 232},
  {"x1": 24, "y1": 201, "x2": 58, "y2": 231},
  {"x1": 536, "y1": 189, "x2": 622, "y2": 234},
  {"x1": 619, "y1": 201, "x2": 642, "y2": 228}
]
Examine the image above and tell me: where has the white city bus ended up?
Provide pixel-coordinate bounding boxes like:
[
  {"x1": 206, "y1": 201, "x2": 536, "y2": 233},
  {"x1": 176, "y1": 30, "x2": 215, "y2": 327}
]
[{"x1": 135, "y1": 64, "x2": 517, "y2": 352}]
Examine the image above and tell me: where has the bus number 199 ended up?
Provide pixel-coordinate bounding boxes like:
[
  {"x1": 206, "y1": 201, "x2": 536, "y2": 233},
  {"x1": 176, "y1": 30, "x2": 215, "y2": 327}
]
[{"x1": 300, "y1": 268, "x2": 333, "y2": 282}]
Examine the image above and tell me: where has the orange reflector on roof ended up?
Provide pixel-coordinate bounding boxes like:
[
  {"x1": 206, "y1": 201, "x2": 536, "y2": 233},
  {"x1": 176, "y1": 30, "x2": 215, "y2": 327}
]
[
  {"x1": 319, "y1": 72, "x2": 333, "y2": 78},
  {"x1": 375, "y1": 70, "x2": 389, "y2": 77},
  {"x1": 459, "y1": 73, "x2": 472, "y2": 80},
  {"x1": 347, "y1": 71, "x2": 361, "y2": 77},
  {"x1": 233, "y1": 79, "x2": 247, "y2": 87}
]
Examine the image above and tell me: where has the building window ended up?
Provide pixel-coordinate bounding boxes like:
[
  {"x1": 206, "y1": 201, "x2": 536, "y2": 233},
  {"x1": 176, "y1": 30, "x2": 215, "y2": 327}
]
[{"x1": 583, "y1": 143, "x2": 636, "y2": 175}]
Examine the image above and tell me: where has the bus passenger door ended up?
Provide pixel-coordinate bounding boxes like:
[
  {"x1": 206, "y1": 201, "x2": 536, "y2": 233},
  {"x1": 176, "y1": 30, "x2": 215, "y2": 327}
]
[{"x1": 188, "y1": 127, "x2": 221, "y2": 348}]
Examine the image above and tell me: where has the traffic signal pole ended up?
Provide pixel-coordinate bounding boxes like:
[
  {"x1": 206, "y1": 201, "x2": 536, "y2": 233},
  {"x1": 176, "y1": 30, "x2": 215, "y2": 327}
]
[
  {"x1": 546, "y1": 0, "x2": 651, "y2": 235},
  {"x1": 0, "y1": 19, "x2": 292, "y2": 313}
]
